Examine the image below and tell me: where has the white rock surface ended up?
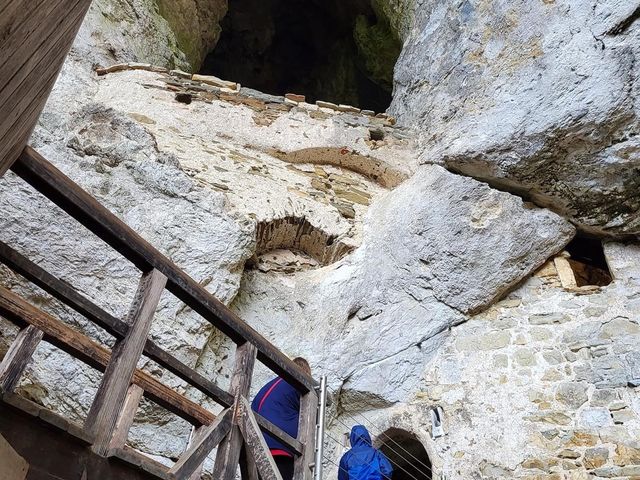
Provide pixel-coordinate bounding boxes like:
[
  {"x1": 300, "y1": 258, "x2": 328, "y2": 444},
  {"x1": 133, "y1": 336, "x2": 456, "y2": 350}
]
[{"x1": 391, "y1": 0, "x2": 640, "y2": 237}]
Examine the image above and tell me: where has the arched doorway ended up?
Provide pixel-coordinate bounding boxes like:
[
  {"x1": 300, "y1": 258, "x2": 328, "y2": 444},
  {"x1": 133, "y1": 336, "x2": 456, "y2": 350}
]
[{"x1": 377, "y1": 428, "x2": 432, "y2": 480}]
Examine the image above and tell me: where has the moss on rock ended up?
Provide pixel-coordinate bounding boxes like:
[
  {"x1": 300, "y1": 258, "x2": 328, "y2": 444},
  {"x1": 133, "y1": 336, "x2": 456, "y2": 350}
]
[{"x1": 155, "y1": 0, "x2": 227, "y2": 71}]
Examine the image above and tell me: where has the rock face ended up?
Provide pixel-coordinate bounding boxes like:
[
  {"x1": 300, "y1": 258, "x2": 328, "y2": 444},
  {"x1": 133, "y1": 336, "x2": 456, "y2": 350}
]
[
  {"x1": 75, "y1": 0, "x2": 227, "y2": 72},
  {"x1": 0, "y1": 1, "x2": 639, "y2": 479},
  {"x1": 391, "y1": 0, "x2": 640, "y2": 237}
]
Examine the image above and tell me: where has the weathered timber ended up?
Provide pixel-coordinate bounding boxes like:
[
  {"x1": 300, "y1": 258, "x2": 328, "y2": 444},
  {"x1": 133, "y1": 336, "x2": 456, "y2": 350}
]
[
  {"x1": 0, "y1": 241, "x2": 234, "y2": 407},
  {"x1": 168, "y1": 409, "x2": 232, "y2": 480},
  {"x1": 239, "y1": 444, "x2": 260, "y2": 480},
  {"x1": 86, "y1": 269, "x2": 167, "y2": 455},
  {"x1": 0, "y1": 286, "x2": 215, "y2": 426},
  {"x1": 238, "y1": 396, "x2": 283, "y2": 480},
  {"x1": 293, "y1": 390, "x2": 318, "y2": 480},
  {"x1": 110, "y1": 446, "x2": 172, "y2": 480},
  {"x1": 12, "y1": 148, "x2": 317, "y2": 393},
  {"x1": 255, "y1": 412, "x2": 303, "y2": 455},
  {"x1": 0, "y1": 325, "x2": 43, "y2": 393},
  {"x1": 185, "y1": 426, "x2": 208, "y2": 480},
  {"x1": 108, "y1": 384, "x2": 144, "y2": 453},
  {"x1": 0, "y1": 0, "x2": 92, "y2": 177},
  {"x1": 213, "y1": 342, "x2": 257, "y2": 480}
]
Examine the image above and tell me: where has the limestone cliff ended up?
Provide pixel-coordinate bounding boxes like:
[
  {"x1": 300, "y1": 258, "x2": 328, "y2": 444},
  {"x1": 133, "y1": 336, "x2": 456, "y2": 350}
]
[{"x1": 0, "y1": 1, "x2": 639, "y2": 479}]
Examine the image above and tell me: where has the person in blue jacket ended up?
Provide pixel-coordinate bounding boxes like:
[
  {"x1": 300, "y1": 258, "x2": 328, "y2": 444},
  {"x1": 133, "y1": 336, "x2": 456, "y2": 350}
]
[
  {"x1": 251, "y1": 357, "x2": 311, "y2": 480},
  {"x1": 339, "y1": 425, "x2": 394, "y2": 480}
]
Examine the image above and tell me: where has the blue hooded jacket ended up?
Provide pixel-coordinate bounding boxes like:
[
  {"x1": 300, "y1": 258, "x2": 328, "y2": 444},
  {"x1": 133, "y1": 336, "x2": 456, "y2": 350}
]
[
  {"x1": 338, "y1": 425, "x2": 393, "y2": 480},
  {"x1": 251, "y1": 377, "x2": 300, "y2": 456}
]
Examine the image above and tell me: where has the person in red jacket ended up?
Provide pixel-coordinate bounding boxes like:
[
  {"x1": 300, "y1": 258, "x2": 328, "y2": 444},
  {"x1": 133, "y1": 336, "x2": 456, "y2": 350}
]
[{"x1": 251, "y1": 357, "x2": 311, "y2": 480}]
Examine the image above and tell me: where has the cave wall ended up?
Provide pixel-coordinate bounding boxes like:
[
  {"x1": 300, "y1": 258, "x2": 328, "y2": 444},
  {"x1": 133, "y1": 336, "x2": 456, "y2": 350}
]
[{"x1": 0, "y1": 0, "x2": 638, "y2": 478}]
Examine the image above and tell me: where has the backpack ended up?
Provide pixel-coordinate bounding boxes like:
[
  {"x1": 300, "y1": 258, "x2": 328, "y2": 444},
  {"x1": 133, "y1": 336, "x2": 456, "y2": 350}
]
[{"x1": 348, "y1": 452, "x2": 384, "y2": 480}]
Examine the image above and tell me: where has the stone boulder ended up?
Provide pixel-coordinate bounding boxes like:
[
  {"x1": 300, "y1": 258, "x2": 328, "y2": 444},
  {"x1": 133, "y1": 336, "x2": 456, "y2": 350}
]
[{"x1": 391, "y1": 0, "x2": 640, "y2": 237}]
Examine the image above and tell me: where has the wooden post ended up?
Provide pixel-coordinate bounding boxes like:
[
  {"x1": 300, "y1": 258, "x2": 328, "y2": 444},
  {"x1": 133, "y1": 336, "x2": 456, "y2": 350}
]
[
  {"x1": 185, "y1": 425, "x2": 208, "y2": 480},
  {"x1": 0, "y1": 325, "x2": 43, "y2": 392},
  {"x1": 293, "y1": 390, "x2": 318, "y2": 480},
  {"x1": 238, "y1": 396, "x2": 283, "y2": 480},
  {"x1": 107, "y1": 384, "x2": 144, "y2": 452},
  {"x1": 213, "y1": 342, "x2": 257, "y2": 480},
  {"x1": 240, "y1": 444, "x2": 260, "y2": 480},
  {"x1": 84, "y1": 269, "x2": 167, "y2": 455},
  {"x1": 169, "y1": 409, "x2": 232, "y2": 480}
]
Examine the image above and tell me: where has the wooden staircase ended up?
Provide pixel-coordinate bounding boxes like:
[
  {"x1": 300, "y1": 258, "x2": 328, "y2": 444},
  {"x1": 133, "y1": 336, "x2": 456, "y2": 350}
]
[{"x1": 0, "y1": 1, "x2": 319, "y2": 479}]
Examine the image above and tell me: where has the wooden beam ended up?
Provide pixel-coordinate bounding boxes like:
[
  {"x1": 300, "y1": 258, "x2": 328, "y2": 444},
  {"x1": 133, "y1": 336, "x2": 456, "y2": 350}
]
[
  {"x1": 107, "y1": 384, "x2": 144, "y2": 453},
  {"x1": 0, "y1": 240, "x2": 234, "y2": 407},
  {"x1": 85, "y1": 269, "x2": 167, "y2": 455},
  {"x1": 0, "y1": 325, "x2": 43, "y2": 392},
  {"x1": 0, "y1": 0, "x2": 92, "y2": 177},
  {"x1": 12, "y1": 148, "x2": 318, "y2": 393},
  {"x1": 293, "y1": 390, "x2": 318, "y2": 480},
  {"x1": 168, "y1": 409, "x2": 232, "y2": 480},
  {"x1": 239, "y1": 444, "x2": 260, "y2": 480},
  {"x1": 213, "y1": 342, "x2": 257, "y2": 480},
  {"x1": 238, "y1": 396, "x2": 283, "y2": 480},
  {"x1": 185, "y1": 426, "x2": 208, "y2": 480},
  {"x1": 0, "y1": 286, "x2": 216, "y2": 426},
  {"x1": 255, "y1": 412, "x2": 303, "y2": 456}
]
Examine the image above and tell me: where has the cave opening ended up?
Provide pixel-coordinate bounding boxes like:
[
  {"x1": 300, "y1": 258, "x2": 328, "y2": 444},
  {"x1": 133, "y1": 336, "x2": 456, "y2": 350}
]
[
  {"x1": 564, "y1": 236, "x2": 613, "y2": 287},
  {"x1": 378, "y1": 429, "x2": 432, "y2": 480},
  {"x1": 200, "y1": 0, "x2": 401, "y2": 112}
]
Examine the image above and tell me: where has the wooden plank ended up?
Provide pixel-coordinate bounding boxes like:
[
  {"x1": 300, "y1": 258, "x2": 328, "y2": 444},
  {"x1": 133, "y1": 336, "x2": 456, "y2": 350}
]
[
  {"x1": 238, "y1": 397, "x2": 283, "y2": 480},
  {"x1": 108, "y1": 384, "x2": 144, "y2": 453},
  {"x1": 0, "y1": 1, "x2": 88, "y2": 141},
  {"x1": 0, "y1": 241, "x2": 234, "y2": 408},
  {"x1": 0, "y1": 0, "x2": 92, "y2": 177},
  {"x1": 0, "y1": 286, "x2": 216, "y2": 426},
  {"x1": 255, "y1": 412, "x2": 303, "y2": 456},
  {"x1": 111, "y1": 446, "x2": 172, "y2": 480},
  {"x1": 12, "y1": 148, "x2": 319, "y2": 393},
  {"x1": 0, "y1": 325, "x2": 43, "y2": 393},
  {"x1": 185, "y1": 426, "x2": 208, "y2": 480},
  {"x1": 293, "y1": 390, "x2": 318, "y2": 480},
  {"x1": 168, "y1": 409, "x2": 232, "y2": 480},
  {"x1": 213, "y1": 342, "x2": 257, "y2": 480},
  {"x1": 239, "y1": 444, "x2": 259, "y2": 480},
  {"x1": 85, "y1": 269, "x2": 167, "y2": 455}
]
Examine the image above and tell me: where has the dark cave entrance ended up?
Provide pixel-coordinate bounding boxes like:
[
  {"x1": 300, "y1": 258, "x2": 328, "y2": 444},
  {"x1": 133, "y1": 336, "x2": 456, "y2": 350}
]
[
  {"x1": 564, "y1": 236, "x2": 613, "y2": 287},
  {"x1": 200, "y1": 0, "x2": 401, "y2": 112},
  {"x1": 378, "y1": 429, "x2": 432, "y2": 480}
]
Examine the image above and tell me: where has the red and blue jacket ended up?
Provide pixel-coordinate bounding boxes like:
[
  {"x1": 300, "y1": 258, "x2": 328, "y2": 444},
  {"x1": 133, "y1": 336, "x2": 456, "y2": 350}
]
[{"x1": 251, "y1": 377, "x2": 301, "y2": 457}]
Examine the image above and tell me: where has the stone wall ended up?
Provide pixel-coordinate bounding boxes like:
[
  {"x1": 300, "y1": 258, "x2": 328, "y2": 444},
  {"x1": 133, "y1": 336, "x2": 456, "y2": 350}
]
[{"x1": 324, "y1": 242, "x2": 640, "y2": 480}]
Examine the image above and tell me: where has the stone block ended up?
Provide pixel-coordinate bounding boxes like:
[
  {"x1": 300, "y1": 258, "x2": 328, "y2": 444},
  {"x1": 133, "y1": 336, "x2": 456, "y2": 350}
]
[
  {"x1": 192, "y1": 74, "x2": 238, "y2": 90},
  {"x1": 557, "y1": 449, "x2": 581, "y2": 459},
  {"x1": 579, "y1": 408, "x2": 614, "y2": 428},
  {"x1": 530, "y1": 313, "x2": 570, "y2": 325},
  {"x1": 456, "y1": 331, "x2": 511, "y2": 351},
  {"x1": 555, "y1": 382, "x2": 588, "y2": 409},
  {"x1": 515, "y1": 348, "x2": 537, "y2": 366},
  {"x1": 285, "y1": 93, "x2": 305, "y2": 103},
  {"x1": 584, "y1": 448, "x2": 609, "y2": 469},
  {"x1": 614, "y1": 444, "x2": 640, "y2": 466}
]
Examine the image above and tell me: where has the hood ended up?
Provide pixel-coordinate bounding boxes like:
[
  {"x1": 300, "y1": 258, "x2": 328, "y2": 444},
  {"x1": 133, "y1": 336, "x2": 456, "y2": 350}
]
[{"x1": 350, "y1": 425, "x2": 372, "y2": 448}]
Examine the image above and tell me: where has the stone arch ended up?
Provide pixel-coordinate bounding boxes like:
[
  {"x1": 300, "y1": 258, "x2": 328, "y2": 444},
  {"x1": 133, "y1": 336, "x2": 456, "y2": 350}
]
[
  {"x1": 249, "y1": 216, "x2": 354, "y2": 271},
  {"x1": 375, "y1": 428, "x2": 433, "y2": 480},
  {"x1": 271, "y1": 147, "x2": 408, "y2": 189}
]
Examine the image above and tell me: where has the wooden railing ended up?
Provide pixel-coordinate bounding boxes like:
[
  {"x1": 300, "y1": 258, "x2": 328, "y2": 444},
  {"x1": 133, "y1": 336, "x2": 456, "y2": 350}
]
[{"x1": 0, "y1": 147, "x2": 319, "y2": 480}]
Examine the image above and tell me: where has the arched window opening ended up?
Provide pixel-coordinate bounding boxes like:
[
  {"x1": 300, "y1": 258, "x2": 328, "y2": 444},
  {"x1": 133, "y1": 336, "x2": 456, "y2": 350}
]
[
  {"x1": 378, "y1": 428, "x2": 432, "y2": 480},
  {"x1": 200, "y1": 0, "x2": 401, "y2": 112}
]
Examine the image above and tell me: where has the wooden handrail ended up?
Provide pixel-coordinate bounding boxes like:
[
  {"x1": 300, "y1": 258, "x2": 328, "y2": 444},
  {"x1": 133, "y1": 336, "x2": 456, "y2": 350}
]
[
  {"x1": 12, "y1": 147, "x2": 318, "y2": 393},
  {"x1": 0, "y1": 240, "x2": 234, "y2": 408},
  {"x1": 0, "y1": 285, "x2": 215, "y2": 426}
]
